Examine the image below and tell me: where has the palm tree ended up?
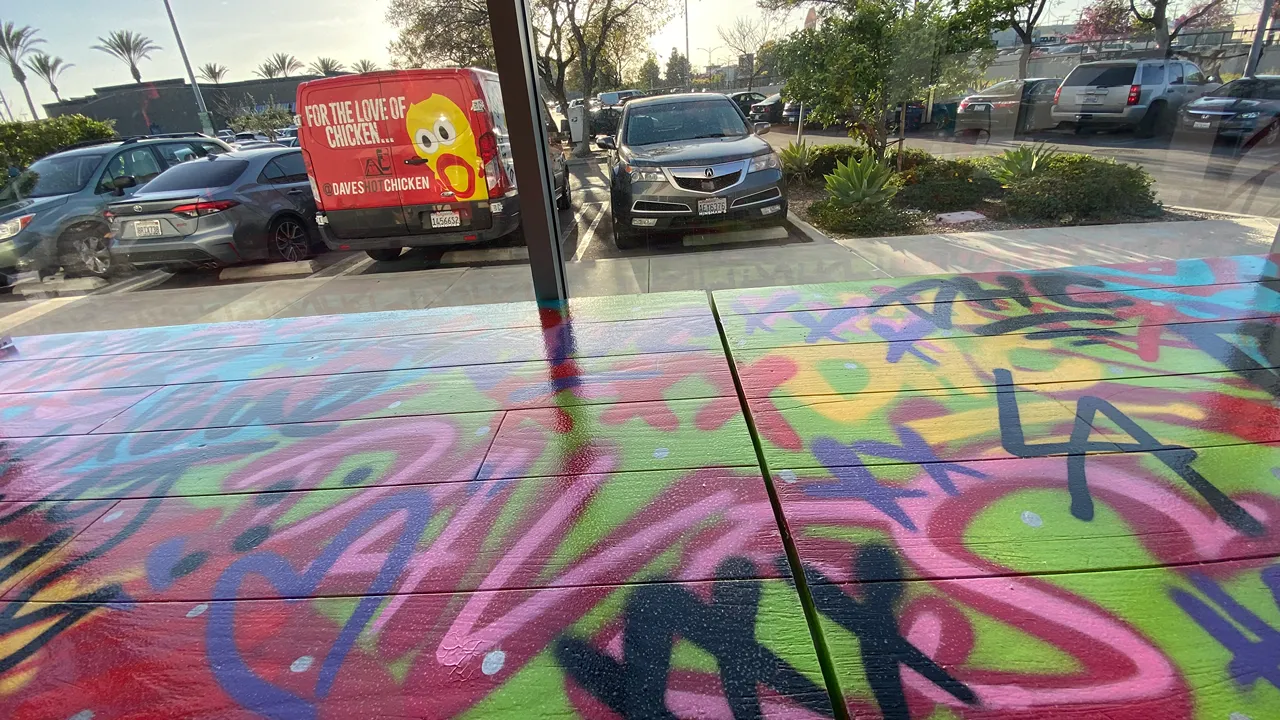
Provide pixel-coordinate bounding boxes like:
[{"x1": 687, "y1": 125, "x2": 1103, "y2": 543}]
[
  {"x1": 24, "y1": 53, "x2": 71, "y2": 102},
  {"x1": 307, "y1": 57, "x2": 344, "y2": 76},
  {"x1": 93, "y1": 30, "x2": 160, "y2": 84},
  {"x1": 0, "y1": 22, "x2": 44, "y2": 120},
  {"x1": 198, "y1": 62, "x2": 227, "y2": 84},
  {"x1": 254, "y1": 59, "x2": 280, "y2": 79},
  {"x1": 268, "y1": 52, "x2": 303, "y2": 77},
  {"x1": 352, "y1": 59, "x2": 379, "y2": 74}
]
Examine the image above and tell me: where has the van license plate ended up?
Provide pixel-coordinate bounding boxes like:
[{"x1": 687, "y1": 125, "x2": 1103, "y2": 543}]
[
  {"x1": 1194, "y1": 121, "x2": 1211, "y2": 129},
  {"x1": 698, "y1": 197, "x2": 727, "y2": 216},
  {"x1": 134, "y1": 220, "x2": 162, "y2": 237},
  {"x1": 429, "y1": 211, "x2": 461, "y2": 228}
]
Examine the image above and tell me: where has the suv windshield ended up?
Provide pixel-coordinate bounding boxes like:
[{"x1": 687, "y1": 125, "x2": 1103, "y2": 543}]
[
  {"x1": 1210, "y1": 78, "x2": 1280, "y2": 100},
  {"x1": 1064, "y1": 64, "x2": 1136, "y2": 87},
  {"x1": 625, "y1": 99, "x2": 749, "y2": 146},
  {"x1": 0, "y1": 153, "x2": 106, "y2": 203},
  {"x1": 140, "y1": 159, "x2": 249, "y2": 192}
]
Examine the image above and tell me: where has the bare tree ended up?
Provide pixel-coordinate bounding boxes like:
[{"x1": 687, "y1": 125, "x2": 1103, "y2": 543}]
[
  {"x1": 1129, "y1": 0, "x2": 1229, "y2": 55},
  {"x1": 533, "y1": 0, "x2": 580, "y2": 110},
  {"x1": 718, "y1": 12, "x2": 783, "y2": 90},
  {"x1": 1006, "y1": 0, "x2": 1052, "y2": 79}
]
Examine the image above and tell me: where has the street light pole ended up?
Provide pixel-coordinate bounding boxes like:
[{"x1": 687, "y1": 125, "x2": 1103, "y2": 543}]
[
  {"x1": 1246, "y1": 0, "x2": 1276, "y2": 78},
  {"x1": 162, "y1": 0, "x2": 215, "y2": 134},
  {"x1": 685, "y1": 0, "x2": 690, "y2": 68}
]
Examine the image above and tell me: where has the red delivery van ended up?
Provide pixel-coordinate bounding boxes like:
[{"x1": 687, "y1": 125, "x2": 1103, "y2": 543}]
[{"x1": 296, "y1": 68, "x2": 571, "y2": 261}]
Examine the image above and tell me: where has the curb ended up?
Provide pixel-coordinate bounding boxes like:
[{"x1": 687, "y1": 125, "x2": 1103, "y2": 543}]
[
  {"x1": 219, "y1": 260, "x2": 321, "y2": 282},
  {"x1": 1165, "y1": 205, "x2": 1277, "y2": 221},
  {"x1": 786, "y1": 211, "x2": 835, "y2": 245}
]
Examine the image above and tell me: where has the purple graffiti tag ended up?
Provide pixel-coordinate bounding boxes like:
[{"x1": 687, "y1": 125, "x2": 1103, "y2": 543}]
[
  {"x1": 808, "y1": 437, "x2": 929, "y2": 531},
  {"x1": 870, "y1": 315, "x2": 942, "y2": 365},
  {"x1": 207, "y1": 491, "x2": 432, "y2": 720},
  {"x1": 1171, "y1": 565, "x2": 1280, "y2": 691},
  {"x1": 795, "y1": 307, "x2": 863, "y2": 344},
  {"x1": 736, "y1": 291, "x2": 803, "y2": 334},
  {"x1": 852, "y1": 425, "x2": 987, "y2": 496}
]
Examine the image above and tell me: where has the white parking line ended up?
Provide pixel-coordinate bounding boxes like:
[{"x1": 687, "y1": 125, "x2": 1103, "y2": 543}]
[
  {"x1": 0, "y1": 297, "x2": 80, "y2": 334},
  {"x1": 103, "y1": 269, "x2": 173, "y2": 294},
  {"x1": 573, "y1": 203, "x2": 609, "y2": 262},
  {"x1": 336, "y1": 256, "x2": 375, "y2": 276}
]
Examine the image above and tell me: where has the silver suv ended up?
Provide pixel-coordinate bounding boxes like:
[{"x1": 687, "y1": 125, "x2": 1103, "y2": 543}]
[{"x1": 1052, "y1": 59, "x2": 1219, "y2": 137}]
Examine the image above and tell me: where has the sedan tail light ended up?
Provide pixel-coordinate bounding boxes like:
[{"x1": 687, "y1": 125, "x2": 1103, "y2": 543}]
[
  {"x1": 959, "y1": 98, "x2": 971, "y2": 111},
  {"x1": 1053, "y1": 86, "x2": 1062, "y2": 105},
  {"x1": 169, "y1": 199, "x2": 240, "y2": 218},
  {"x1": 992, "y1": 100, "x2": 1019, "y2": 109},
  {"x1": 1127, "y1": 84, "x2": 1141, "y2": 106}
]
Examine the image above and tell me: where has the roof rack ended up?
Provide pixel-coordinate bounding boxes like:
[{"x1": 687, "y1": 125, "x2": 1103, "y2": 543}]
[
  {"x1": 53, "y1": 137, "x2": 123, "y2": 153},
  {"x1": 120, "y1": 132, "x2": 215, "y2": 144}
]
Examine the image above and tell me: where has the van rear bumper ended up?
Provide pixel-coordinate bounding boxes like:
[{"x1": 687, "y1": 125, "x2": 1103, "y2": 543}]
[{"x1": 317, "y1": 197, "x2": 522, "y2": 250}]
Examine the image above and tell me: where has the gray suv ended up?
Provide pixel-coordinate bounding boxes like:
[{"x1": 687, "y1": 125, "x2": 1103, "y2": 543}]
[
  {"x1": 599, "y1": 93, "x2": 786, "y2": 249},
  {"x1": 0, "y1": 134, "x2": 231, "y2": 281},
  {"x1": 1051, "y1": 59, "x2": 1218, "y2": 137}
]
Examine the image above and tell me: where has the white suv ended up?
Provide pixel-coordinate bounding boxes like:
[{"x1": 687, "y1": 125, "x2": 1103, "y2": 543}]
[{"x1": 1051, "y1": 59, "x2": 1219, "y2": 137}]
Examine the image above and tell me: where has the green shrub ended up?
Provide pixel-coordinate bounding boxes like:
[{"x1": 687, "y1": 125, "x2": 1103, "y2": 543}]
[
  {"x1": 886, "y1": 146, "x2": 936, "y2": 172},
  {"x1": 779, "y1": 140, "x2": 815, "y2": 186},
  {"x1": 895, "y1": 158, "x2": 1001, "y2": 212},
  {"x1": 0, "y1": 115, "x2": 117, "y2": 170},
  {"x1": 825, "y1": 154, "x2": 900, "y2": 210},
  {"x1": 989, "y1": 143, "x2": 1059, "y2": 187},
  {"x1": 1005, "y1": 154, "x2": 1159, "y2": 222},
  {"x1": 809, "y1": 197, "x2": 923, "y2": 236},
  {"x1": 809, "y1": 144, "x2": 865, "y2": 177}
]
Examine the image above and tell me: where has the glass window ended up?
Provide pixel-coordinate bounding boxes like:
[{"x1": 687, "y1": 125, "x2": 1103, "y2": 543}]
[
  {"x1": 982, "y1": 80, "x2": 1023, "y2": 95},
  {"x1": 97, "y1": 147, "x2": 163, "y2": 193},
  {"x1": 195, "y1": 141, "x2": 230, "y2": 156},
  {"x1": 270, "y1": 152, "x2": 308, "y2": 183},
  {"x1": 1210, "y1": 78, "x2": 1280, "y2": 99},
  {"x1": 1169, "y1": 62, "x2": 1185, "y2": 84},
  {"x1": 623, "y1": 99, "x2": 749, "y2": 146},
  {"x1": 156, "y1": 142, "x2": 201, "y2": 166},
  {"x1": 0, "y1": 153, "x2": 104, "y2": 202},
  {"x1": 1140, "y1": 64, "x2": 1165, "y2": 85},
  {"x1": 138, "y1": 159, "x2": 248, "y2": 192},
  {"x1": 1063, "y1": 64, "x2": 1136, "y2": 87},
  {"x1": 1184, "y1": 64, "x2": 1204, "y2": 84},
  {"x1": 257, "y1": 159, "x2": 287, "y2": 184}
]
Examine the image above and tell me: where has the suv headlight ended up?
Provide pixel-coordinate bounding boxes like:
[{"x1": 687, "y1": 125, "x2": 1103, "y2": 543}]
[
  {"x1": 0, "y1": 214, "x2": 34, "y2": 241},
  {"x1": 749, "y1": 152, "x2": 780, "y2": 173},
  {"x1": 626, "y1": 165, "x2": 666, "y2": 183}
]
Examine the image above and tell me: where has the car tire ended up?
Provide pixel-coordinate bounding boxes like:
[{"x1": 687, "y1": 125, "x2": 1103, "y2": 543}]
[
  {"x1": 59, "y1": 226, "x2": 113, "y2": 278},
  {"x1": 1136, "y1": 102, "x2": 1165, "y2": 139},
  {"x1": 268, "y1": 216, "x2": 313, "y2": 263},
  {"x1": 612, "y1": 219, "x2": 643, "y2": 250},
  {"x1": 557, "y1": 169, "x2": 572, "y2": 210},
  {"x1": 366, "y1": 248, "x2": 403, "y2": 262}
]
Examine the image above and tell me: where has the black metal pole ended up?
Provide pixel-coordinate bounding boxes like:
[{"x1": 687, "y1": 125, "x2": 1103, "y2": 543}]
[
  {"x1": 1246, "y1": 0, "x2": 1276, "y2": 78},
  {"x1": 485, "y1": 0, "x2": 569, "y2": 305}
]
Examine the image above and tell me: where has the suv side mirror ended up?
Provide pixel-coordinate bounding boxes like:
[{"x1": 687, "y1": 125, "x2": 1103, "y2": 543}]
[
  {"x1": 111, "y1": 175, "x2": 137, "y2": 194},
  {"x1": 596, "y1": 135, "x2": 617, "y2": 150},
  {"x1": 754, "y1": 122, "x2": 771, "y2": 135}
]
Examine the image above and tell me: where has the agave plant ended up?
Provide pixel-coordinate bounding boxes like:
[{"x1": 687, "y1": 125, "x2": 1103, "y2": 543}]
[
  {"x1": 990, "y1": 143, "x2": 1058, "y2": 187},
  {"x1": 779, "y1": 140, "x2": 815, "y2": 186},
  {"x1": 824, "y1": 154, "x2": 899, "y2": 209}
]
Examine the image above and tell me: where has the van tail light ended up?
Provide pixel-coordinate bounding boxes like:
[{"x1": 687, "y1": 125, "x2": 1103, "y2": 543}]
[
  {"x1": 169, "y1": 199, "x2": 239, "y2": 218},
  {"x1": 1127, "y1": 84, "x2": 1141, "y2": 105},
  {"x1": 1053, "y1": 86, "x2": 1062, "y2": 105},
  {"x1": 477, "y1": 130, "x2": 509, "y2": 195}
]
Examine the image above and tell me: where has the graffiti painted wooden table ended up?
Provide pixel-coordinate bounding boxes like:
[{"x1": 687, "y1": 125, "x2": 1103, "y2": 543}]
[{"x1": 0, "y1": 254, "x2": 1278, "y2": 719}]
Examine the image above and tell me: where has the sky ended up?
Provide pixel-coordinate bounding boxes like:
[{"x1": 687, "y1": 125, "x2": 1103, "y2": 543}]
[{"x1": 4, "y1": 0, "x2": 1104, "y2": 120}]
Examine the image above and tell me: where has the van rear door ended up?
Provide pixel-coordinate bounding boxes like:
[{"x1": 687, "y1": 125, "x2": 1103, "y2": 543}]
[
  {"x1": 1059, "y1": 63, "x2": 1137, "y2": 114},
  {"x1": 297, "y1": 75, "x2": 406, "y2": 239},
  {"x1": 378, "y1": 69, "x2": 494, "y2": 235}
]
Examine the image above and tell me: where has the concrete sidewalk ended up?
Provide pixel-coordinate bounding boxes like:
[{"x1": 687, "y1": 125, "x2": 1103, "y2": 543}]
[{"x1": 2, "y1": 215, "x2": 1275, "y2": 337}]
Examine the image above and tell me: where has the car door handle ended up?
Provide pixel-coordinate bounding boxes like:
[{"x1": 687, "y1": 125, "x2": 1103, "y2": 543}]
[
  {"x1": 404, "y1": 158, "x2": 429, "y2": 166},
  {"x1": 287, "y1": 188, "x2": 306, "y2": 195}
]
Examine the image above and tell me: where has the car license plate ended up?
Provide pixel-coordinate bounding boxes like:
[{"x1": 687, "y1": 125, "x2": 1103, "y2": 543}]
[
  {"x1": 1194, "y1": 121, "x2": 1211, "y2": 129},
  {"x1": 133, "y1": 220, "x2": 162, "y2": 237},
  {"x1": 1082, "y1": 95, "x2": 1103, "y2": 105},
  {"x1": 970, "y1": 103, "x2": 990, "y2": 112},
  {"x1": 698, "y1": 197, "x2": 727, "y2": 216},
  {"x1": 429, "y1": 211, "x2": 461, "y2": 228}
]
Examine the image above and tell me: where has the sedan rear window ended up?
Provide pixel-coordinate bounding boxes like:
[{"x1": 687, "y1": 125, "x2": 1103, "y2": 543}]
[
  {"x1": 1064, "y1": 64, "x2": 1136, "y2": 87},
  {"x1": 980, "y1": 80, "x2": 1022, "y2": 96},
  {"x1": 625, "y1": 100, "x2": 749, "y2": 146},
  {"x1": 140, "y1": 159, "x2": 249, "y2": 192}
]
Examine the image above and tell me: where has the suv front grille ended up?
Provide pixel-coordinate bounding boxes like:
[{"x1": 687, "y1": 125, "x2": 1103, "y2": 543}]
[
  {"x1": 673, "y1": 173, "x2": 741, "y2": 193},
  {"x1": 634, "y1": 200, "x2": 691, "y2": 213}
]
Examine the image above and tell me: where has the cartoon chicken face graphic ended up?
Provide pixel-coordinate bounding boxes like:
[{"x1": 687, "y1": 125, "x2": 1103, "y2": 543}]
[{"x1": 406, "y1": 94, "x2": 486, "y2": 201}]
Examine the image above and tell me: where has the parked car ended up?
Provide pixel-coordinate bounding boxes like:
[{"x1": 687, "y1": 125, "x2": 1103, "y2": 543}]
[
  {"x1": 956, "y1": 78, "x2": 1063, "y2": 136},
  {"x1": 1179, "y1": 75, "x2": 1280, "y2": 150},
  {"x1": 782, "y1": 101, "x2": 815, "y2": 126},
  {"x1": 108, "y1": 147, "x2": 321, "y2": 270},
  {"x1": 233, "y1": 131, "x2": 269, "y2": 142},
  {"x1": 0, "y1": 134, "x2": 231, "y2": 281},
  {"x1": 598, "y1": 93, "x2": 785, "y2": 249},
  {"x1": 750, "y1": 94, "x2": 784, "y2": 124},
  {"x1": 1052, "y1": 59, "x2": 1218, "y2": 137},
  {"x1": 598, "y1": 89, "x2": 644, "y2": 107},
  {"x1": 297, "y1": 67, "x2": 569, "y2": 262},
  {"x1": 728, "y1": 91, "x2": 768, "y2": 116},
  {"x1": 216, "y1": 129, "x2": 236, "y2": 142}
]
